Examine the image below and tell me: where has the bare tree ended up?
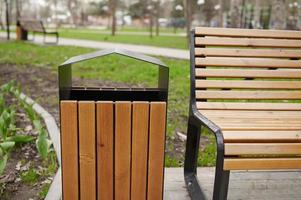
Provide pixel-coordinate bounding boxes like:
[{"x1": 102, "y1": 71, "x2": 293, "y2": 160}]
[
  {"x1": 155, "y1": 0, "x2": 160, "y2": 36},
  {"x1": 110, "y1": 0, "x2": 116, "y2": 36},
  {"x1": 253, "y1": 0, "x2": 261, "y2": 28},
  {"x1": 184, "y1": 0, "x2": 192, "y2": 39},
  {"x1": 269, "y1": 0, "x2": 286, "y2": 29},
  {"x1": 297, "y1": 0, "x2": 301, "y2": 30},
  {"x1": 4, "y1": 0, "x2": 9, "y2": 39},
  {"x1": 218, "y1": 0, "x2": 224, "y2": 27},
  {"x1": 229, "y1": 0, "x2": 243, "y2": 28},
  {"x1": 67, "y1": 0, "x2": 79, "y2": 25}
]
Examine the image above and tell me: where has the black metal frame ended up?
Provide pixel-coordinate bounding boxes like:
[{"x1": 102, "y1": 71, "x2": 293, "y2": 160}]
[
  {"x1": 184, "y1": 30, "x2": 230, "y2": 200},
  {"x1": 58, "y1": 48, "x2": 169, "y2": 102}
]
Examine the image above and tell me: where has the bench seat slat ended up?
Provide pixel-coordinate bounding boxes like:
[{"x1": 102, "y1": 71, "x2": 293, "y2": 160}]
[
  {"x1": 200, "y1": 110, "x2": 301, "y2": 118},
  {"x1": 196, "y1": 57, "x2": 301, "y2": 68},
  {"x1": 196, "y1": 69, "x2": 301, "y2": 78},
  {"x1": 223, "y1": 131, "x2": 301, "y2": 142},
  {"x1": 196, "y1": 80, "x2": 301, "y2": 89},
  {"x1": 195, "y1": 48, "x2": 301, "y2": 58},
  {"x1": 196, "y1": 90, "x2": 301, "y2": 100},
  {"x1": 223, "y1": 158, "x2": 301, "y2": 170},
  {"x1": 201, "y1": 110, "x2": 301, "y2": 131},
  {"x1": 197, "y1": 102, "x2": 301, "y2": 111},
  {"x1": 195, "y1": 27, "x2": 301, "y2": 39},
  {"x1": 225, "y1": 143, "x2": 301, "y2": 155},
  {"x1": 195, "y1": 37, "x2": 301, "y2": 48}
]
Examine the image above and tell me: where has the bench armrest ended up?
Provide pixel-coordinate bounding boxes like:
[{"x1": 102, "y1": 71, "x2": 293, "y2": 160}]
[{"x1": 190, "y1": 105, "x2": 225, "y2": 152}]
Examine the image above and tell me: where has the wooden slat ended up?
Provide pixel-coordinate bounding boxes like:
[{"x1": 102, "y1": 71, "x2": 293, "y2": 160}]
[
  {"x1": 223, "y1": 131, "x2": 301, "y2": 143},
  {"x1": 195, "y1": 37, "x2": 301, "y2": 48},
  {"x1": 195, "y1": 57, "x2": 301, "y2": 68},
  {"x1": 200, "y1": 110, "x2": 301, "y2": 118},
  {"x1": 196, "y1": 90, "x2": 301, "y2": 100},
  {"x1": 115, "y1": 102, "x2": 131, "y2": 200},
  {"x1": 224, "y1": 158, "x2": 301, "y2": 170},
  {"x1": 197, "y1": 102, "x2": 301, "y2": 111},
  {"x1": 148, "y1": 102, "x2": 166, "y2": 200},
  {"x1": 195, "y1": 48, "x2": 301, "y2": 58},
  {"x1": 196, "y1": 80, "x2": 301, "y2": 89},
  {"x1": 196, "y1": 69, "x2": 301, "y2": 78},
  {"x1": 97, "y1": 102, "x2": 113, "y2": 200},
  {"x1": 60, "y1": 101, "x2": 79, "y2": 200},
  {"x1": 195, "y1": 27, "x2": 301, "y2": 39},
  {"x1": 78, "y1": 101, "x2": 96, "y2": 200},
  {"x1": 225, "y1": 143, "x2": 301, "y2": 155},
  {"x1": 131, "y1": 102, "x2": 150, "y2": 200}
]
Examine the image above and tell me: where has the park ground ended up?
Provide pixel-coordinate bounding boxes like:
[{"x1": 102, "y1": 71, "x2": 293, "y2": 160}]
[{"x1": 0, "y1": 39, "x2": 216, "y2": 168}]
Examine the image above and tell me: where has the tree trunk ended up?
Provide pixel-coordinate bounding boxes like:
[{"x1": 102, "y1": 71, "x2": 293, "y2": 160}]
[
  {"x1": 253, "y1": 0, "x2": 261, "y2": 28},
  {"x1": 218, "y1": 0, "x2": 224, "y2": 27},
  {"x1": 269, "y1": 0, "x2": 286, "y2": 29},
  {"x1": 185, "y1": 0, "x2": 192, "y2": 40},
  {"x1": 297, "y1": 0, "x2": 301, "y2": 30},
  {"x1": 4, "y1": 0, "x2": 9, "y2": 40},
  {"x1": 230, "y1": 0, "x2": 243, "y2": 28},
  {"x1": 110, "y1": 0, "x2": 116, "y2": 36},
  {"x1": 155, "y1": 1, "x2": 160, "y2": 36}
]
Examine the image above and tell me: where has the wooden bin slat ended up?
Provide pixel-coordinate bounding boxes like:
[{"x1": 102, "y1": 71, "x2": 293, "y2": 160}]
[
  {"x1": 60, "y1": 101, "x2": 79, "y2": 200},
  {"x1": 97, "y1": 102, "x2": 114, "y2": 200},
  {"x1": 148, "y1": 102, "x2": 167, "y2": 200},
  {"x1": 78, "y1": 101, "x2": 96, "y2": 200},
  {"x1": 115, "y1": 102, "x2": 132, "y2": 200},
  {"x1": 131, "y1": 102, "x2": 150, "y2": 200}
]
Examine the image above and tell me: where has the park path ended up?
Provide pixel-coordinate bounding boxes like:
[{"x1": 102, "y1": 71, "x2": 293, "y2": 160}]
[{"x1": 0, "y1": 32, "x2": 189, "y2": 60}]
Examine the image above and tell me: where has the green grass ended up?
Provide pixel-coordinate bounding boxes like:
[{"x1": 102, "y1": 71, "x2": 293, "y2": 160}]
[
  {"x1": 0, "y1": 41, "x2": 215, "y2": 167},
  {"x1": 21, "y1": 168, "x2": 39, "y2": 184},
  {"x1": 58, "y1": 28, "x2": 188, "y2": 49}
]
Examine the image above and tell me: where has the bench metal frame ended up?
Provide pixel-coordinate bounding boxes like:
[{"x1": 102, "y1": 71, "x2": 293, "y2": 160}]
[{"x1": 184, "y1": 30, "x2": 229, "y2": 200}]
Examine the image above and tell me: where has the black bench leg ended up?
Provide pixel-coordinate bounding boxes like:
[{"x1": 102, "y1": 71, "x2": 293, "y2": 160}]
[
  {"x1": 213, "y1": 152, "x2": 230, "y2": 200},
  {"x1": 184, "y1": 117, "x2": 206, "y2": 200}
]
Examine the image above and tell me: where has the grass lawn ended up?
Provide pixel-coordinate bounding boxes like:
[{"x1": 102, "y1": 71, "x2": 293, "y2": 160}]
[
  {"x1": 58, "y1": 28, "x2": 188, "y2": 49},
  {"x1": 0, "y1": 41, "x2": 216, "y2": 167}
]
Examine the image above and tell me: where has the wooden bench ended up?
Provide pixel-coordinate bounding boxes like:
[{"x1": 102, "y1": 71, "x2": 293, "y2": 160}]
[
  {"x1": 184, "y1": 27, "x2": 301, "y2": 200},
  {"x1": 19, "y1": 20, "x2": 59, "y2": 43}
]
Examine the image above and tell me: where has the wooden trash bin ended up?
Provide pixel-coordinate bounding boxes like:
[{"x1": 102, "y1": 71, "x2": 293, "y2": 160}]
[{"x1": 58, "y1": 49, "x2": 169, "y2": 200}]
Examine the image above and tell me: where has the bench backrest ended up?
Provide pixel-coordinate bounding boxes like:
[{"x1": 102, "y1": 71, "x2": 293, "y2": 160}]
[
  {"x1": 20, "y1": 20, "x2": 45, "y2": 32},
  {"x1": 192, "y1": 27, "x2": 301, "y2": 111},
  {"x1": 60, "y1": 101, "x2": 166, "y2": 200}
]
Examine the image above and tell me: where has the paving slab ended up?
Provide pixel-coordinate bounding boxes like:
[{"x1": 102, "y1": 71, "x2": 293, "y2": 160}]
[{"x1": 165, "y1": 168, "x2": 301, "y2": 200}]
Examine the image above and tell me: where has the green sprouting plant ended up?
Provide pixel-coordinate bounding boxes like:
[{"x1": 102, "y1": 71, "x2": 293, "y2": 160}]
[{"x1": 12, "y1": 84, "x2": 52, "y2": 160}]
